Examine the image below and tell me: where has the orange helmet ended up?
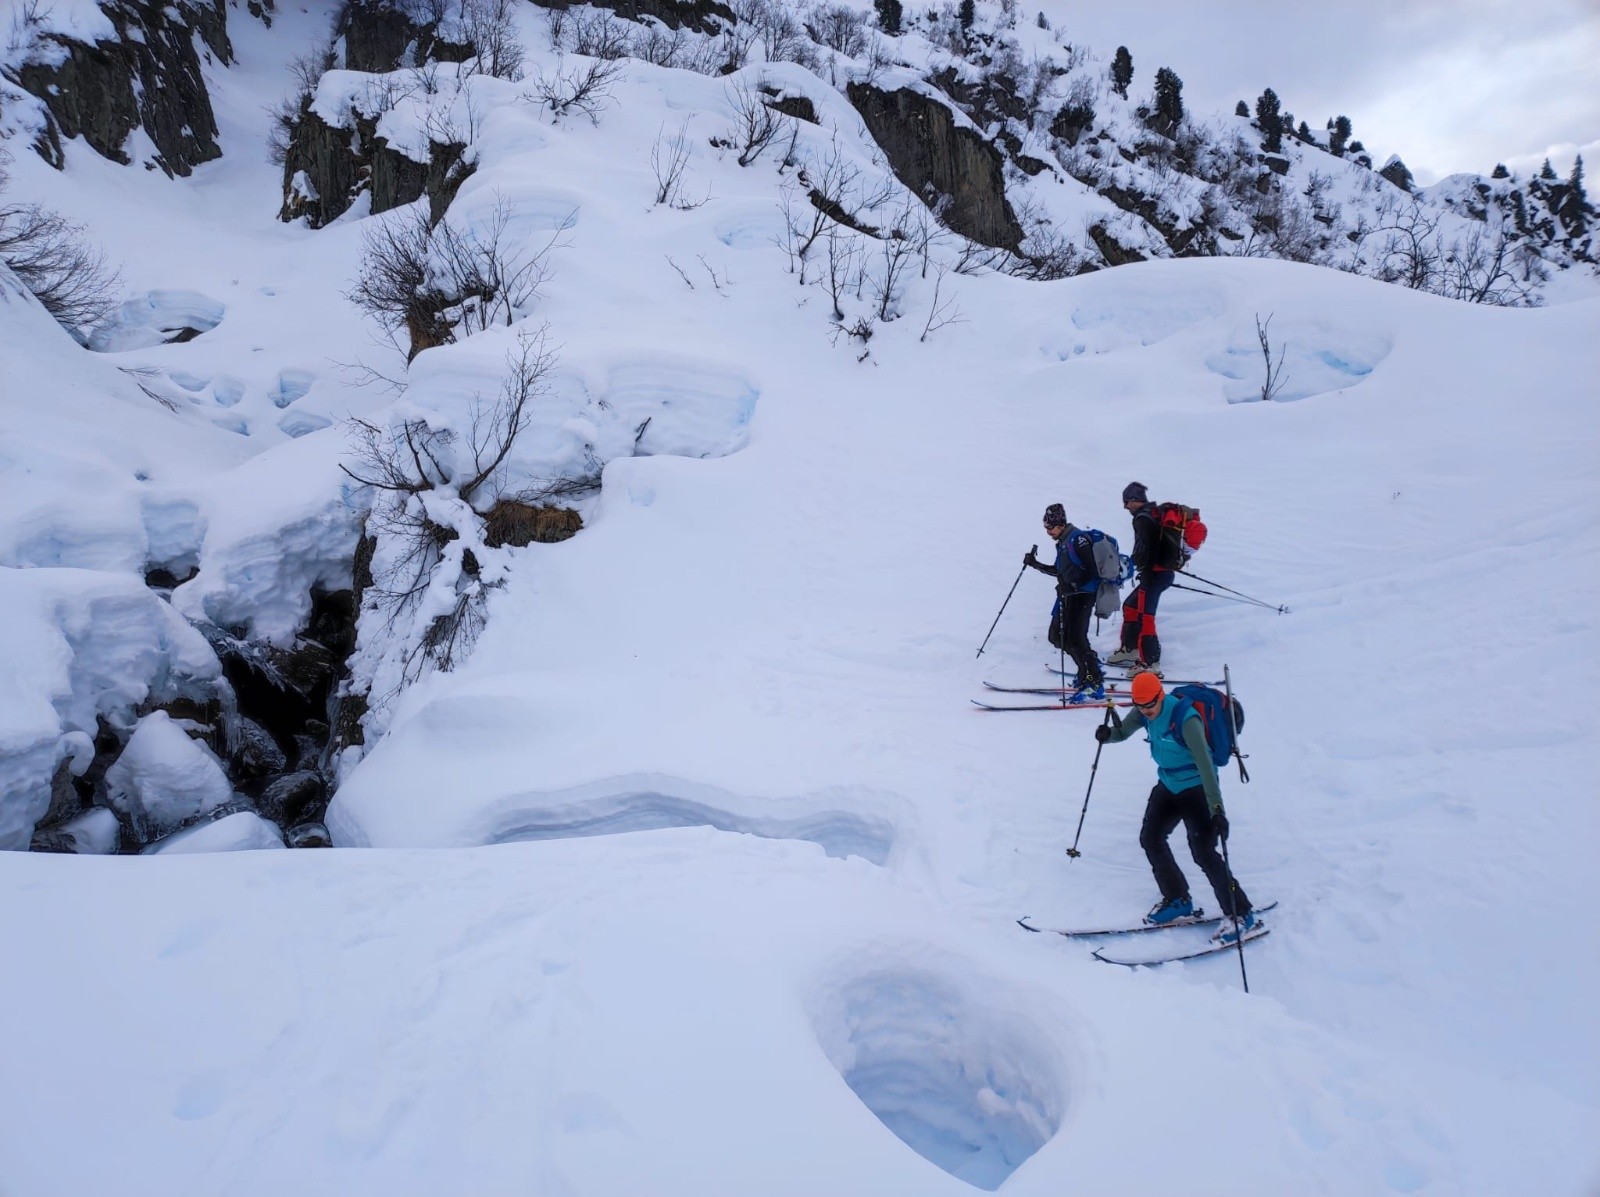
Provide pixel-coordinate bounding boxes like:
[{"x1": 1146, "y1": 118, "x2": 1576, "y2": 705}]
[{"x1": 1130, "y1": 671, "x2": 1165, "y2": 705}]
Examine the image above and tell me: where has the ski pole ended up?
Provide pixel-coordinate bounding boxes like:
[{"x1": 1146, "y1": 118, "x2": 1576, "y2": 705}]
[
  {"x1": 1057, "y1": 592, "x2": 1069, "y2": 707},
  {"x1": 1178, "y1": 569, "x2": 1290, "y2": 614},
  {"x1": 1220, "y1": 663, "x2": 1250, "y2": 992},
  {"x1": 976, "y1": 548, "x2": 1034, "y2": 658},
  {"x1": 1168, "y1": 580, "x2": 1286, "y2": 614},
  {"x1": 1065, "y1": 701, "x2": 1116, "y2": 858},
  {"x1": 1222, "y1": 663, "x2": 1250, "y2": 784},
  {"x1": 1219, "y1": 833, "x2": 1250, "y2": 993}
]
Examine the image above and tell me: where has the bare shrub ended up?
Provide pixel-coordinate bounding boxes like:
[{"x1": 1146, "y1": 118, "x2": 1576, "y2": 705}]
[
  {"x1": 5, "y1": 0, "x2": 50, "y2": 58},
  {"x1": 454, "y1": 0, "x2": 526, "y2": 80},
  {"x1": 527, "y1": 57, "x2": 626, "y2": 123},
  {"x1": 1441, "y1": 223, "x2": 1543, "y2": 306},
  {"x1": 823, "y1": 225, "x2": 861, "y2": 319},
  {"x1": 569, "y1": 8, "x2": 631, "y2": 59},
  {"x1": 807, "y1": 3, "x2": 869, "y2": 57},
  {"x1": 632, "y1": 21, "x2": 687, "y2": 68},
  {"x1": 0, "y1": 154, "x2": 121, "y2": 333},
  {"x1": 344, "y1": 327, "x2": 558, "y2": 690},
  {"x1": 868, "y1": 215, "x2": 919, "y2": 320},
  {"x1": 721, "y1": 79, "x2": 792, "y2": 167},
  {"x1": 1255, "y1": 313, "x2": 1289, "y2": 402},
  {"x1": 347, "y1": 200, "x2": 570, "y2": 360},
  {"x1": 651, "y1": 120, "x2": 706, "y2": 208},
  {"x1": 733, "y1": 0, "x2": 815, "y2": 65},
  {"x1": 266, "y1": 43, "x2": 337, "y2": 166},
  {"x1": 919, "y1": 264, "x2": 965, "y2": 341},
  {"x1": 1365, "y1": 196, "x2": 1441, "y2": 291}
]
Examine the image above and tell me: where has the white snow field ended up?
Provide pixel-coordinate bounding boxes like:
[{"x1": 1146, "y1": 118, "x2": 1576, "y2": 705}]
[{"x1": 2, "y1": 6, "x2": 1598, "y2": 1195}]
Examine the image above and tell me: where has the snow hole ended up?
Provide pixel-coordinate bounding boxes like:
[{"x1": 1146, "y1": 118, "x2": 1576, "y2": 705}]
[{"x1": 814, "y1": 967, "x2": 1063, "y2": 1190}]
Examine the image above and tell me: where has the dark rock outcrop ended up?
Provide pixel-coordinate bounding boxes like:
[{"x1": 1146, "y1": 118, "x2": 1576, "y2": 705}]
[
  {"x1": 845, "y1": 83, "x2": 1023, "y2": 252},
  {"x1": 337, "y1": 0, "x2": 473, "y2": 73},
  {"x1": 529, "y1": 0, "x2": 734, "y2": 34},
  {"x1": 286, "y1": 821, "x2": 333, "y2": 848},
  {"x1": 280, "y1": 108, "x2": 473, "y2": 229},
  {"x1": 257, "y1": 771, "x2": 325, "y2": 826},
  {"x1": 12, "y1": 0, "x2": 230, "y2": 176}
]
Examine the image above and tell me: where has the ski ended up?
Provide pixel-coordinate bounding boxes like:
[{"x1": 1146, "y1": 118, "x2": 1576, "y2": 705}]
[
  {"x1": 1017, "y1": 900, "x2": 1277, "y2": 939},
  {"x1": 984, "y1": 681, "x2": 1124, "y2": 697},
  {"x1": 1046, "y1": 663, "x2": 1222, "y2": 686},
  {"x1": 1093, "y1": 924, "x2": 1270, "y2": 967},
  {"x1": 973, "y1": 699, "x2": 1134, "y2": 712}
]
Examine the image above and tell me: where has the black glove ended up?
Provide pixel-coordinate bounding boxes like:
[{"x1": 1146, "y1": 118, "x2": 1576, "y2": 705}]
[
  {"x1": 1094, "y1": 725, "x2": 1111, "y2": 744},
  {"x1": 1023, "y1": 549, "x2": 1040, "y2": 568},
  {"x1": 1211, "y1": 809, "x2": 1230, "y2": 841}
]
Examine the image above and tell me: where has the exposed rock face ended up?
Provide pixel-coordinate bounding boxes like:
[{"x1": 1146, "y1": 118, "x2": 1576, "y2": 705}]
[
  {"x1": 529, "y1": 0, "x2": 735, "y2": 34},
  {"x1": 13, "y1": 0, "x2": 230, "y2": 176},
  {"x1": 279, "y1": 109, "x2": 473, "y2": 229},
  {"x1": 338, "y1": 0, "x2": 474, "y2": 73},
  {"x1": 845, "y1": 83, "x2": 1023, "y2": 253}
]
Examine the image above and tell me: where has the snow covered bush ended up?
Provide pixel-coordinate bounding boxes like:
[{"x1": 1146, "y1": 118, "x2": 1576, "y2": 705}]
[
  {"x1": 347, "y1": 198, "x2": 568, "y2": 360},
  {"x1": 342, "y1": 327, "x2": 557, "y2": 726}
]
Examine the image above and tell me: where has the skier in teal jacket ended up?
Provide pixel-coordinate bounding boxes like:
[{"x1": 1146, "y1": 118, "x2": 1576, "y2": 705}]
[{"x1": 1096, "y1": 670, "x2": 1257, "y2": 943}]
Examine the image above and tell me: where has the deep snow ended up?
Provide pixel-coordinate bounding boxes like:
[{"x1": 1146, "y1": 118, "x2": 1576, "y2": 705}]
[{"x1": 0, "y1": 4, "x2": 1597, "y2": 1195}]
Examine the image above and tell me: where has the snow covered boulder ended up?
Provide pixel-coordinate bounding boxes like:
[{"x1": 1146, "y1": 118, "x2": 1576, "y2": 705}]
[
  {"x1": 284, "y1": 821, "x2": 332, "y2": 848},
  {"x1": 141, "y1": 811, "x2": 286, "y2": 855},
  {"x1": 104, "y1": 712, "x2": 232, "y2": 844},
  {"x1": 0, "y1": 568, "x2": 222, "y2": 851},
  {"x1": 31, "y1": 807, "x2": 122, "y2": 855}
]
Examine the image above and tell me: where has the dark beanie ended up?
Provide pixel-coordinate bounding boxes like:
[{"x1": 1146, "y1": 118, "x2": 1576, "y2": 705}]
[
  {"x1": 1122, "y1": 482, "x2": 1149, "y2": 504},
  {"x1": 1043, "y1": 502, "x2": 1066, "y2": 526}
]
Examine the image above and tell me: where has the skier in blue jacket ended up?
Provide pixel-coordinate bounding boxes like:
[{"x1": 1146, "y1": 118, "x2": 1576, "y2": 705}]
[
  {"x1": 1095, "y1": 670, "x2": 1258, "y2": 944},
  {"x1": 1024, "y1": 502, "x2": 1105, "y2": 699}
]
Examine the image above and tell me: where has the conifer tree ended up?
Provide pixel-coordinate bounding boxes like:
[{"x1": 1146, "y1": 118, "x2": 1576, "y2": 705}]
[
  {"x1": 874, "y1": 0, "x2": 902, "y2": 34},
  {"x1": 1255, "y1": 88, "x2": 1282, "y2": 153},
  {"x1": 1540, "y1": 158, "x2": 1557, "y2": 180},
  {"x1": 1327, "y1": 114, "x2": 1352, "y2": 157},
  {"x1": 1491, "y1": 163, "x2": 1510, "y2": 179},
  {"x1": 1153, "y1": 66, "x2": 1184, "y2": 127},
  {"x1": 1110, "y1": 46, "x2": 1132, "y2": 98},
  {"x1": 1563, "y1": 156, "x2": 1589, "y2": 236},
  {"x1": 1297, "y1": 119, "x2": 1311, "y2": 142},
  {"x1": 1235, "y1": 100, "x2": 1249, "y2": 117},
  {"x1": 958, "y1": 0, "x2": 974, "y2": 29}
]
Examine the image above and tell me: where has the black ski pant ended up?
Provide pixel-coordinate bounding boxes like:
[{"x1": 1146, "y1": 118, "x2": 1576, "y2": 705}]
[
  {"x1": 1048, "y1": 590, "x2": 1103, "y2": 686},
  {"x1": 1139, "y1": 781, "x2": 1252, "y2": 918},
  {"x1": 1119, "y1": 570, "x2": 1174, "y2": 664}
]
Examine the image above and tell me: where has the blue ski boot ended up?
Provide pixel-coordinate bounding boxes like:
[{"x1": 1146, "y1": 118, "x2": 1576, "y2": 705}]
[
  {"x1": 1213, "y1": 910, "x2": 1259, "y2": 945},
  {"x1": 1144, "y1": 895, "x2": 1196, "y2": 926},
  {"x1": 1069, "y1": 680, "x2": 1105, "y2": 704}
]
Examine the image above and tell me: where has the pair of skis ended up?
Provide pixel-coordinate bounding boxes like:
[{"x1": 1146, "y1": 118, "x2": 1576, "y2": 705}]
[
  {"x1": 973, "y1": 663, "x2": 1223, "y2": 711},
  {"x1": 1018, "y1": 901, "x2": 1276, "y2": 966}
]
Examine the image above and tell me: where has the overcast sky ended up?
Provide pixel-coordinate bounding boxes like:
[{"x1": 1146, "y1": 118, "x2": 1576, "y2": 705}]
[{"x1": 1037, "y1": 0, "x2": 1599, "y2": 184}]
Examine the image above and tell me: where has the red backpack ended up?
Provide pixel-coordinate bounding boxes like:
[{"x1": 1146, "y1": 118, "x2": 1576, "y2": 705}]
[{"x1": 1155, "y1": 503, "x2": 1206, "y2": 570}]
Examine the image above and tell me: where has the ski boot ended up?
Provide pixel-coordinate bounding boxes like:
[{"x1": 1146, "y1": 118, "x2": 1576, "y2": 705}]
[
  {"x1": 1068, "y1": 679, "x2": 1105, "y2": 704},
  {"x1": 1106, "y1": 647, "x2": 1140, "y2": 667},
  {"x1": 1144, "y1": 895, "x2": 1196, "y2": 926},
  {"x1": 1212, "y1": 910, "x2": 1260, "y2": 945}
]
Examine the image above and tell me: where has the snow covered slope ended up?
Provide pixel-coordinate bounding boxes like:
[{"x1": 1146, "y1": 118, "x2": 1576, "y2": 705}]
[{"x1": 1, "y1": 4, "x2": 1597, "y2": 1195}]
